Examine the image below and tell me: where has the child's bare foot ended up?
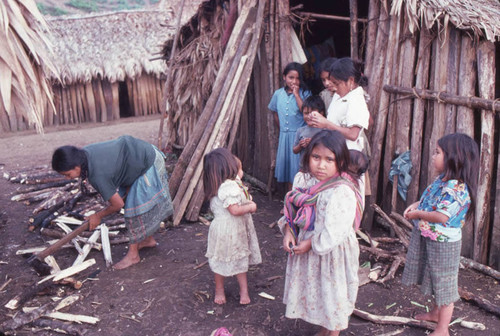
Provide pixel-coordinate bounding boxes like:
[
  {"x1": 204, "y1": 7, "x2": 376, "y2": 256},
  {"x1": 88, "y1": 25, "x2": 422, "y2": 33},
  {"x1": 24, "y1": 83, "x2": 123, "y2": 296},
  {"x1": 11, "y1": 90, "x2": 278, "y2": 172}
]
[
  {"x1": 113, "y1": 253, "x2": 140, "y2": 270},
  {"x1": 414, "y1": 311, "x2": 439, "y2": 323},
  {"x1": 239, "y1": 291, "x2": 251, "y2": 305},
  {"x1": 138, "y1": 236, "x2": 157, "y2": 250},
  {"x1": 214, "y1": 289, "x2": 226, "y2": 305}
]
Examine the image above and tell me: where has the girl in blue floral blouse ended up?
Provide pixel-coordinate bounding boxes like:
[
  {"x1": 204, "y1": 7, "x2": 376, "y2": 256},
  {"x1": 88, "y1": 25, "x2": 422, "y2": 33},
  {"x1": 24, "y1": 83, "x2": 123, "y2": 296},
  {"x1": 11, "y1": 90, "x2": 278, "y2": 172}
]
[{"x1": 402, "y1": 133, "x2": 479, "y2": 336}]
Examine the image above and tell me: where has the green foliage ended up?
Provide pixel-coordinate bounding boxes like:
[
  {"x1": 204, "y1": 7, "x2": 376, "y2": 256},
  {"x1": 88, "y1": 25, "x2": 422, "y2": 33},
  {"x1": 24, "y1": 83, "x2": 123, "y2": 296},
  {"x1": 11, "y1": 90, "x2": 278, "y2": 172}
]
[
  {"x1": 36, "y1": 3, "x2": 69, "y2": 16},
  {"x1": 66, "y1": 0, "x2": 99, "y2": 13}
]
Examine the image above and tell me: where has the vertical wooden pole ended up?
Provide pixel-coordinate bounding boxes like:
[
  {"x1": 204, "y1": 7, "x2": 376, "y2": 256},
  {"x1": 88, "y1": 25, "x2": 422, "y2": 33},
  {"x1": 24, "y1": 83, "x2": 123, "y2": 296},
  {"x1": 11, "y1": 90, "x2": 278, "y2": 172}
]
[
  {"x1": 474, "y1": 41, "x2": 495, "y2": 264},
  {"x1": 349, "y1": 0, "x2": 359, "y2": 60},
  {"x1": 444, "y1": 29, "x2": 460, "y2": 134},
  {"x1": 456, "y1": 34, "x2": 476, "y2": 137},
  {"x1": 364, "y1": 0, "x2": 380, "y2": 77},
  {"x1": 491, "y1": 145, "x2": 500, "y2": 269},
  {"x1": 427, "y1": 26, "x2": 451, "y2": 184},
  {"x1": 407, "y1": 28, "x2": 432, "y2": 205},
  {"x1": 278, "y1": 0, "x2": 292, "y2": 67}
]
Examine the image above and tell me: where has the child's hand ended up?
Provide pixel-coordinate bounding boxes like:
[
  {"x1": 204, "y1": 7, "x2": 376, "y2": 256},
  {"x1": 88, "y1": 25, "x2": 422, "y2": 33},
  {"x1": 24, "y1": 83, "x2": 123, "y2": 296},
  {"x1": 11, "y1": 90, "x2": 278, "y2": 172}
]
[
  {"x1": 247, "y1": 201, "x2": 257, "y2": 213},
  {"x1": 309, "y1": 112, "x2": 328, "y2": 128},
  {"x1": 283, "y1": 230, "x2": 296, "y2": 253},
  {"x1": 299, "y1": 137, "x2": 310, "y2": 148},
  {"x1": 403, "y1": 201, "x2": 420, "y2": 219},
  {"x1": 292, "y1": 239, "x2": 312, "y2": 254},
  {"x1": 291, "y1": 84, "x2": 299, "y2": 96}
]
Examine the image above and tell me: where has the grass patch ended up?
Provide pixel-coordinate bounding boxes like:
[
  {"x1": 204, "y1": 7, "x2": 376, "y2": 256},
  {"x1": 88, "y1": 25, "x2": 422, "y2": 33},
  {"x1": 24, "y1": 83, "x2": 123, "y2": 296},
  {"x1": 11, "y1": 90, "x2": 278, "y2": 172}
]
[
  {"x1": 37, "y1": 3, "x2": 69, "y2": 16},
  {"x1": 66, "y1": 0, "x2": 99, "y2": 13}
]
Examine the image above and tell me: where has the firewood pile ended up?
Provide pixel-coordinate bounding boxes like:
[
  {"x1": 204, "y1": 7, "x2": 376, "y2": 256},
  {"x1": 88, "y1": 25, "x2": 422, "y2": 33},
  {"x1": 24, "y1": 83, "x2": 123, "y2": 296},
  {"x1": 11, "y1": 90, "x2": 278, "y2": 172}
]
[{"x1": 0, "y1": 165, "x2": 135, "y2": 335}]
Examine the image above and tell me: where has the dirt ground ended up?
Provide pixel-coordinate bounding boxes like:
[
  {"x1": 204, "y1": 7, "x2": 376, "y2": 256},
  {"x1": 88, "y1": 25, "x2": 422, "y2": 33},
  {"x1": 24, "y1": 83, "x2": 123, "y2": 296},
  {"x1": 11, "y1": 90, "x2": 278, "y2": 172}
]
[{"x1": 0, "y1": 116, "x2": 499, "y2": 336}]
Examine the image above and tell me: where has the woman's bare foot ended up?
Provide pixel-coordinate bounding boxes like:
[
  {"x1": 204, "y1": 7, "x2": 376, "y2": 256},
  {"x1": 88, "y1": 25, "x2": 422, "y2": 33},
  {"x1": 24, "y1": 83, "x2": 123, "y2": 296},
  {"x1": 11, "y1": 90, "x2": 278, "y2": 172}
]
[
  {"x1": 138, "y1": 236, "x2": 157, "y2": 250},
  {"x1": 113, "y1": 243, "x2": 140, "y2": 270},
  {"x1": 214, "y1": 289, "x2": 226, "y2": 305},
  {"x1": 239, "y1": 291, "x2": 251, "y2": 305},
  {"x1": 415, "y1": 311, "x2": 439, "y2": 323},
  {"x1": 113, "y1": 253, "x2": 140, "y2": 269}
]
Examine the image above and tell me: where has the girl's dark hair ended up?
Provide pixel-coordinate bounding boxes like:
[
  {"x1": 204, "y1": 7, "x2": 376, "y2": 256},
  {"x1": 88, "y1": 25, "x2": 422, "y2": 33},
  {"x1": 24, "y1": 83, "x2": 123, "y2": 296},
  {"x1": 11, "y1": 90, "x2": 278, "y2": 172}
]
[
  {"x1": 302, "y1": 95, "x2": 326, "y2": 116},
  {"x1": 52, "y1": 146, "x2": 88, "y2": 177},
  {"x1": 301, "y1": 130, "x2": 353, "y2": 179},
  {"x1": 437, "y1": 133, "x2": 479, "y2": 220},
  {"x1": 283, "y1": 62, "x2": 307, "y2": 89},
  {"x1": 329, "y1": 57, "x2": 368, "y2": 87},
  {"x1": 319, "y1": 57, "x2": 337, "y2": 74},
  {"x1": 203, "y1": 148, "x2": 238, "y2": 200},
  {"x1": 348, "y1": 150, "x2": 369, "y2": 179}
]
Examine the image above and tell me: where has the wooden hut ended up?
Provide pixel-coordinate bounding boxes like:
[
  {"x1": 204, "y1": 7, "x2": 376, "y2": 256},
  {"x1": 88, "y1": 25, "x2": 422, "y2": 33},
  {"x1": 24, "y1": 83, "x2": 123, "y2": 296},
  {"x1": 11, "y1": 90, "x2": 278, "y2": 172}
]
[{"x1": 164, "y1": 0, "x2": 500, "y2": 269}]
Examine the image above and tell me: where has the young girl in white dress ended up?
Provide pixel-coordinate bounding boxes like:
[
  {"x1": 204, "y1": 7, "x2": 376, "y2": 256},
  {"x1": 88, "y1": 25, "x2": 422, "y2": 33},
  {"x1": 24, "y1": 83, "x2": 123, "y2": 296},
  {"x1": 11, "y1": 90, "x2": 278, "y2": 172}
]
[
  {"x1": 281, "y1": 130, "x2": 364, "y2": 336},
  {"x1": 203, "y1": 148, "x2": 261, "y2": 305}
]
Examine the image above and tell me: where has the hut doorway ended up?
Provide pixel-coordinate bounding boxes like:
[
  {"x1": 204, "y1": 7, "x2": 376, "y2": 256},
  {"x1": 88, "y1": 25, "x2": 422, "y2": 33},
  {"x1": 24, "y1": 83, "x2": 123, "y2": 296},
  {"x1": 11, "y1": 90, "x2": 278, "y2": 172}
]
[
  {"x1": 290, "y1": 0, "x2": 369, "y2": 94},
  {"x1": 118, "y1": 81, "x2": 133, "y2": 118}
]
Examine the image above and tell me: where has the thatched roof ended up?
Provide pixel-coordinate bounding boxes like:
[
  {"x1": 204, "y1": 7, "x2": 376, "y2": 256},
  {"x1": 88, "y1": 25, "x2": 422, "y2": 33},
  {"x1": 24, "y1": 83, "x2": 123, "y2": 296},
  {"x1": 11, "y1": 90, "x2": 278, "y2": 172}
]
[
  {"x1": 0, "y1": 0, "x2": 57, "y2": 132},
  {"x1": 47, "y1": 2, "x2": 205, "y2": 85},
  {"x1": 391, "y1": 0, "x2": 500, "y2": 42}
]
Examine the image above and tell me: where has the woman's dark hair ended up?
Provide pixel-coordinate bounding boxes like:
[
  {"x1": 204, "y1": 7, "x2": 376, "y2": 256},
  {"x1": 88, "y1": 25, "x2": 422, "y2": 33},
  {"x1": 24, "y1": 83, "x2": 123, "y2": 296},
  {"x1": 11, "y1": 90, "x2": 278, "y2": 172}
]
[
  {"x1": 283, "y1": 62, "x2": 307, "y2": 89},
  {"x1": 301, "y1": 130, "x2": 353, "y2": 179},
  {"x1": 319, "y1": 57, "x2": 337, "y2": 74},
  {"x1": 329, "y1": 57, "x2": 368, "y2": 87},
  {"x1": 52, "y1": 146, "x2": 88, "y2": 176},
  {"x1": 348, "y1": 150, "x2": 369, "y2": 179},
  {"x1": 203, "y1": 148, "x2": 238, "y2": 200},
  {"x1": 302, "y1": 95, "x2": 326, "y2": 116},
  {"x1": 437, "y1": 133, "x2": 479, "y2": 220}
]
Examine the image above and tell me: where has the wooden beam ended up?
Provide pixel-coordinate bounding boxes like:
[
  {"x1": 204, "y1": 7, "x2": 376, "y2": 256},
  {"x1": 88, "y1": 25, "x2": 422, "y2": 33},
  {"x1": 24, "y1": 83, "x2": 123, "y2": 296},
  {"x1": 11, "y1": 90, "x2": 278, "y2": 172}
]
[
  {"x1": 383, "y1": 85, "x2": 500, "y2": 113},
  {"x1": 298, "y1": 11, "x2": 367, "y2": 23},
  {"x1": 349, "y1": 0, "x2": 359, "y2": 59}
]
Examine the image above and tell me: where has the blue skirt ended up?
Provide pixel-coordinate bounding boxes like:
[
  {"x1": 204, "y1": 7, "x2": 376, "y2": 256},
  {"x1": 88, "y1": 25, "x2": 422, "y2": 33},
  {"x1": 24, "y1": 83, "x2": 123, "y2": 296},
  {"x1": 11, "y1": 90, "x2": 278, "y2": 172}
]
[
  {"x1": 123, "y1": 148, "x2": 174, "y2": 243},
  {"x1": 275, "y1": 131, "x2": 300, "y2": 183}
]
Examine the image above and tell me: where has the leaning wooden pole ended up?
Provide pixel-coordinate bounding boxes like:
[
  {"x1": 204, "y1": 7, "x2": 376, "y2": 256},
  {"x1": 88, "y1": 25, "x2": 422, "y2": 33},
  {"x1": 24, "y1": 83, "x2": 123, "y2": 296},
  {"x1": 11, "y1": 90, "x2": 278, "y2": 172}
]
[
  {"x1": 474, "y1": 41, "x2": 495, "y2": 264},
  {"x1": 157, "y1": 0, "x2": 186, "y2": 149}
]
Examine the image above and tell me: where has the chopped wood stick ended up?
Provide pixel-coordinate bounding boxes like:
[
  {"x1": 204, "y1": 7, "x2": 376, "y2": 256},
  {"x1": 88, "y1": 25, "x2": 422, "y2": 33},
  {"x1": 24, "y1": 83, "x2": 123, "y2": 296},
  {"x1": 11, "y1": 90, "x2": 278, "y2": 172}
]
[
  {"x1": 54, "y1": 216, "x2": 83, "y2": 225},
  {"x1": 31, "y1": 318, "x2": 83, "y2": 336},
  {"x1": 44, "y1": 256, "x2": 61, "y2": 273},
  {"x1": 33, "y1": 190, "x2": 72, "y2": 215},
  {"x1": 56, "y1": 277, "x2": 83, "y2": 290},
  {"x1": 22, "y1": 308, "x2": 99, "y2": 324},
  {"x1": 54, "y1": 294, "x2": 81, "y2": 311},
  {"x1": 11, "y1": 187, "x2": 62, "y2": 202},
  {"x1": 390, "y1": 212, "x2": 414, "y2": 231},
  {"x1": 72, "y1": 231, "x2": 100, "y2": 266},
  {"x1": 352, "y1": 308, "x2": 436, "y2": 330},
  {"x1": 372, "y1": 204, "x2": 409, "y2": 247},
  {"x1": 458, "y1": 287, "x2": 500, "y2": 317},
  {"x1": 266, "y1": 275, "x2": 283, "y2": 282},
  {"x1": 0, "y1": 278, "x2": 12, "y2": 291},
  {"x1": 374, "y1": 237, "x2": 402, "y2": 244},
  {"x1": 16, "y1": 242, "x2": 73, "y2": 255},
  {"x1": 53, "y1": 259, "x2": 96, "y2": 282},
  {"x1": 100, "y1": 224, "x2": 113, "y2": 267},
  {"x1": 109, "y1": 237, "x2": 130, "y2": 245},
  {"x1": 360, "y1": 245, "x2": 401, "y2": 260},
  {"x1": 242, "y1": 173, "x2": 268, "y2": 193},
  {"x1": 193, "y1": 260, "x2": 208, "y2": 270},
  {"x1": 198, "y1": 216, "x2": 211, "y2": 226},
  {"x1": 378, "y1": 256, "x2": 405, "y2": 283},
  {"x1": 101, "y1": 218, "x2": 125, "y2": 226},
  {"x1": 1, "y1": 301, "x2": 54, "y2": 331},
  {"x1": 460, "y1": 256, "x2": 500, "y2": 280},
  {"x1": 15, "y1": 180, "x2": 74, "y2": 194},
  {"x1": 356, "y1": 230, "x2": 379, "y2": 248}
]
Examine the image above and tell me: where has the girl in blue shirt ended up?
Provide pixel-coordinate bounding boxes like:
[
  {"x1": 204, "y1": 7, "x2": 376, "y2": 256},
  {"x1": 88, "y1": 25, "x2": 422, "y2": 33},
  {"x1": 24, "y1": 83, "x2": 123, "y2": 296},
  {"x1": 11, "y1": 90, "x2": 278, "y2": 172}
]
[
  {"x1": 402, "y1": 133, "x2": 479, "y2": 336},
  {"x1": 268, "y1": 62, "x2": 311, "y2": 190}
]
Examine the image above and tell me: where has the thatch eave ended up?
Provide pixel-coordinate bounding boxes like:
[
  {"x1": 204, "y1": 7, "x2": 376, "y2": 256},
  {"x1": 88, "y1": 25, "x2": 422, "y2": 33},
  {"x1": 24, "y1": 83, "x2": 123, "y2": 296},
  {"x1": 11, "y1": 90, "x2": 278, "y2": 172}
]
[
  {"x1": 391, "y1": 0, "x2": 500, "y2": 42},
  {"x1": 47, "y1": 6, "x2": 204, "y2": 85}
]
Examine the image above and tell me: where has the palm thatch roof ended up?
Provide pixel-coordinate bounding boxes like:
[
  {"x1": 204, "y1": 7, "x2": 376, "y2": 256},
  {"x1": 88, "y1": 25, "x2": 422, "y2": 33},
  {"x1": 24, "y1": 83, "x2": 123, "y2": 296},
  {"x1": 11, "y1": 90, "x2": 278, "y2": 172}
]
[
  {"x1": 0, "y1": 0, "x2": 57, "y2": 132},
  {"x1": 391, "y1": 0, "x2": 500, "y2": 41},
  {"x1": 47, "y1": 2, "x2": 205, "y2": 85}
]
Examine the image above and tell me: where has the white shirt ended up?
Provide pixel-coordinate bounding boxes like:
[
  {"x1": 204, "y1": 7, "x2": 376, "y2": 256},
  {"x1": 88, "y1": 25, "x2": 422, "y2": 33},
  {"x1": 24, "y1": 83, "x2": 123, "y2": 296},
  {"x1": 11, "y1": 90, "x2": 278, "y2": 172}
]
[{"x1": 327, "y1": 86, "x2": 370, "y2": 151}]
